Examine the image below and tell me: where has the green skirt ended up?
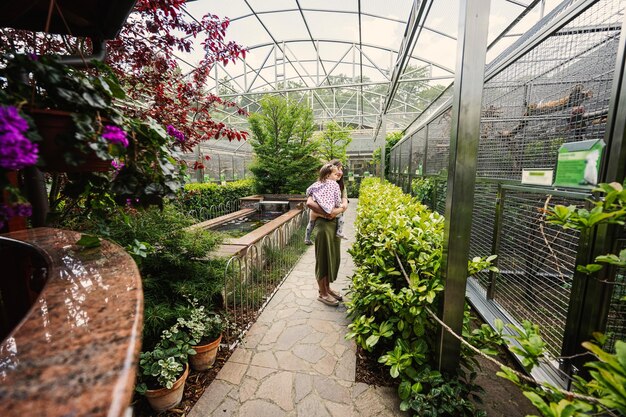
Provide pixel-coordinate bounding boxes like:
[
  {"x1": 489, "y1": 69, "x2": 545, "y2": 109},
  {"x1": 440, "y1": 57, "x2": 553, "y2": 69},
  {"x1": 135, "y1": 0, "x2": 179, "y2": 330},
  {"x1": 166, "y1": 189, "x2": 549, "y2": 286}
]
[{"x1": 315, "y1": 218, "x2": 341, "y2": 282}]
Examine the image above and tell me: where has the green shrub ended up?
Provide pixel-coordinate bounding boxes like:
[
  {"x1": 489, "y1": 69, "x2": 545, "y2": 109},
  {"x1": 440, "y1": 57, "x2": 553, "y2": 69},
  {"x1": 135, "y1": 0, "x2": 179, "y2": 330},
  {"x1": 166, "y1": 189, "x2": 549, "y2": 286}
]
[
  {"x1": 178, "y1": 179, "x2": 255, "y2": 212},
  {"x1": 64, "y1": 204, "x2": 226, "y2": 348},
  {"x1": 347, "y1": 178, "x2": 500, "y2": 416}
]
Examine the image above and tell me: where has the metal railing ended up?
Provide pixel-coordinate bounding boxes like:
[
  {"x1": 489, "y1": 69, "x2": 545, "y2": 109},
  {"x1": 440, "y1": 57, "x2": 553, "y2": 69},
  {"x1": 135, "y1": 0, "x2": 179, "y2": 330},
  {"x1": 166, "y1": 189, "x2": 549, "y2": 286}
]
[
  {"x1": 222, "y1": 209, "x2": 309, "y2": 348},
  {"x1": 186, "y1": 199, "x2": 241, "y2": 222}
]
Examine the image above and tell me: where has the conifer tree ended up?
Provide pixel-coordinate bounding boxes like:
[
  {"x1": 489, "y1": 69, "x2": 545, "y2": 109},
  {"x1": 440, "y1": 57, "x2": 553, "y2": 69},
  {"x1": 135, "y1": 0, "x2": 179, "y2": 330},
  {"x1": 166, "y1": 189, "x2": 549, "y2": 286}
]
[{"x1": 248, "y1": 96, "x2": 320, "y2": 194}]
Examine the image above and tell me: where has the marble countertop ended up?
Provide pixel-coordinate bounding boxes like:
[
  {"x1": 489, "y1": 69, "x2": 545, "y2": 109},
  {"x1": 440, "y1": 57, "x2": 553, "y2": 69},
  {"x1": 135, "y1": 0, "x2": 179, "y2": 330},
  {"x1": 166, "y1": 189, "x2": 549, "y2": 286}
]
[{"x1": 0, "y1": 228, "x2": 143, "y2": 417}]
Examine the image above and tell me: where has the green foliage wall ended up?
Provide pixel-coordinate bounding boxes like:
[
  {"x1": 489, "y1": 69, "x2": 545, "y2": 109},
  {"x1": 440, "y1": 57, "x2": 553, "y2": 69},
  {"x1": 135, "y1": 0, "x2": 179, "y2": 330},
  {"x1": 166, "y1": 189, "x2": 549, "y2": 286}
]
[
  {"x1": 248, "y1": 96, "x2": 320, "y2": 194},
  {"x1": 178, "y1": 179, "x2": 254, "y2": 211},
  {"x1": 348, "y1": 178, "x2": 498, "y2": 416}
]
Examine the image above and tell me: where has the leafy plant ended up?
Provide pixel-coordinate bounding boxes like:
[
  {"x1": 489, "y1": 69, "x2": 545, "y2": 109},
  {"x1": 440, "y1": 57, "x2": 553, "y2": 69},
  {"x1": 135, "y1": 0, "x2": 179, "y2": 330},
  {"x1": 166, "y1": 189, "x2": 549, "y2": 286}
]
[
  {"x1": 346, "y1": 178, "x2": 503, "y2": 416},
  {"x1": 177, "y1": 296, "x2": 223, "y2": 345},
  {"x1": 136, "y1": 324, "x2": 196, "y2": 393}
]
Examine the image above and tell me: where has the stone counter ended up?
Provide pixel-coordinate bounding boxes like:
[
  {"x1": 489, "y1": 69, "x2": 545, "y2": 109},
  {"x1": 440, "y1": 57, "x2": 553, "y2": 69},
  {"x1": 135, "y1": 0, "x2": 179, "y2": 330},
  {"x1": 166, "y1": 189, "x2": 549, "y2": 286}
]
[{"x1": 0, "y1": 227, "x2": 143, "y2": 417}]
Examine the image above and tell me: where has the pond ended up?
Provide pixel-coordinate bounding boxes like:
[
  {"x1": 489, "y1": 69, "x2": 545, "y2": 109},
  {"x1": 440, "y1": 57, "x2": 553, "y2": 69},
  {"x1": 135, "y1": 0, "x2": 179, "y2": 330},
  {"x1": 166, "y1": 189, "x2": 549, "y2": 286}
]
[{"x1": 212, "y1": 210, "x2": 285, "y2": 238}]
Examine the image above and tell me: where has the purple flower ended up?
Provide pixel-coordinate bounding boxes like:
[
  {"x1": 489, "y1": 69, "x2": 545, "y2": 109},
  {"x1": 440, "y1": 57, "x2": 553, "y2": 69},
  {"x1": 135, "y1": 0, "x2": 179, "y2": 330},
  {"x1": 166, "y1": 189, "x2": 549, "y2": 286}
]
[
  {"x1": 27, "y1": 53, "x2": 38, "y2": 61},
  {"x1": 0, "y1": 105, "x2": 29, "y2": 134},
  {"x1": 166, "y1": 125, "x2": 186, "y2": 144},
  {"x1": 0, "y1": 203, "x2": 32, "y2": 229},
  {"x1": 111, "y1": 159, "x2": 125, "y2": 172},
  {"x1": 102, "y1": 125, "x2": 129, "y2": 148},
  {"x1": 0, "y1": 106, "x2": 38, "y2": 170}
]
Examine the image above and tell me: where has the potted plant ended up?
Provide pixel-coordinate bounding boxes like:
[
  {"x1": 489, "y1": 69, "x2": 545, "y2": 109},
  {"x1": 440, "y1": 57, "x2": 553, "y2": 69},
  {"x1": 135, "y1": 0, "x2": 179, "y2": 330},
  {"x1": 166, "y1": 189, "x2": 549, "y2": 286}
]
[
  {"x1": 178, "y1": 296, "x2": 224, "y2": 371},
  {"x1": 0, "y1": 52, "x2": 187, "y2": 226},
  {"x1": 136, "y1": 325, "x2": 196, "y2": 412}
]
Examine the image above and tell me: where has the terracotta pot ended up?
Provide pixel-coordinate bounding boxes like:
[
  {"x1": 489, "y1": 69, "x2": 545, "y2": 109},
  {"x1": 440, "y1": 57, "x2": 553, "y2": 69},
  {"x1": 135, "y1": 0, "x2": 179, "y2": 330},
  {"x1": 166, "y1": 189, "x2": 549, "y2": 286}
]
[
  {"x1": 28, "y1": 108, "x2": 112, "y2": 173},
  {"x1": 144, "y1": 363, "x2": 189, "y2": 412},
  {"x1": 190, "y1": 334, "x2": 222, "y2": 371}
]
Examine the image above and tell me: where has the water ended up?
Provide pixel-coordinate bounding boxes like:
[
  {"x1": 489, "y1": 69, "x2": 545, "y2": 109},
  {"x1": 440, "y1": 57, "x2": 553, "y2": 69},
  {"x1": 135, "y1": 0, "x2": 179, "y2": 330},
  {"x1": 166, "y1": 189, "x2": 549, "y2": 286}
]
[{"x1": 212, "y1": 211, "x2": 284, "y2": 238}]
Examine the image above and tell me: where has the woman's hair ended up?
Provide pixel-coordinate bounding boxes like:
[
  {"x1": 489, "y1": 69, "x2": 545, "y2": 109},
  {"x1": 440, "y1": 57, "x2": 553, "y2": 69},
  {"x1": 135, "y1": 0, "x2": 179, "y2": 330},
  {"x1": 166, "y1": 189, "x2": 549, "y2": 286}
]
[
  {"x1": 318, "y1": 163, "x2": 338, "y2": 181},
  {"x1": 329, "y1": 159, "x2": 345, "y2": 193}
]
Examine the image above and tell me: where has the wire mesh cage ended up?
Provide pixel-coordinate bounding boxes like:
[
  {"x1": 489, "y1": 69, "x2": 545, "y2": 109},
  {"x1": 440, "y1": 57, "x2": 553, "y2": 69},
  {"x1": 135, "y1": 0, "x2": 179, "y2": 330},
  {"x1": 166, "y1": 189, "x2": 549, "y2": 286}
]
[
  {"x1": 468, "y1": 181, "x2": 500, "y2": 295},
  {"x1": 478, "y1": 0, "x2": 623, "y2": 180},
  {"x1": 492, "y1": 188, "x2": 586, "y2": 357},
  {"x1": 388, "y1": 0, "x2": 626, "y2": 375},
  {"x1": 425, "y1": 112, "x2": 451, "y2": 176}
]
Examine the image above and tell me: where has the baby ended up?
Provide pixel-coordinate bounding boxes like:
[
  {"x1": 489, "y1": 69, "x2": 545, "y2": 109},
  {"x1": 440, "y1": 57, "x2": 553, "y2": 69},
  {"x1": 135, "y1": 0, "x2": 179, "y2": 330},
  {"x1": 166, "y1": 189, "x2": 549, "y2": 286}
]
[{"x1": 304, "y1": 163, "x2": 346, "y2": 245}]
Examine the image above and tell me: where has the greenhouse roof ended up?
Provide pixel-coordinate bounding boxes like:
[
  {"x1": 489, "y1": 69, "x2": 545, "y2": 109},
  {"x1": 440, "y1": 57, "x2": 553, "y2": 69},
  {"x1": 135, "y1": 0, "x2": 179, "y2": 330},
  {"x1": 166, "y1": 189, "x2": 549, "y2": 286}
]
[{"x1": 178, "y1": 0, "x2": 567, "y2": 152}]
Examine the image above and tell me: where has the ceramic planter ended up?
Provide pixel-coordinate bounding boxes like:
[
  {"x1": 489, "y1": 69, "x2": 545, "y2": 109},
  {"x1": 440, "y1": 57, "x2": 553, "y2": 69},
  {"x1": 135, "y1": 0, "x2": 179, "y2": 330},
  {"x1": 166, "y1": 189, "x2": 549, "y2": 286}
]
[
  {"x1": 144, "y1": 363, "x2": 189, "y2": 412},
  {"x1": 190, "y1": 334, "x2": 222, "y2": 371},
  {"x1": 28, "y1": 108, "x2": 112, "y2": 172}
]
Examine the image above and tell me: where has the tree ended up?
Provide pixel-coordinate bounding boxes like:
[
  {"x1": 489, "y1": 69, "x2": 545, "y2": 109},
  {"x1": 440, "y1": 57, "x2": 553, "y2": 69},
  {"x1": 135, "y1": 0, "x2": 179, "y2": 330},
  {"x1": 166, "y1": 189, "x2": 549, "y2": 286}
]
[
  {"x1": 248, "y1": 96, "x2": 320, "y2": 194},
  {"x1": 317, "y1": 121, "x2": 352, "y2": 162}
]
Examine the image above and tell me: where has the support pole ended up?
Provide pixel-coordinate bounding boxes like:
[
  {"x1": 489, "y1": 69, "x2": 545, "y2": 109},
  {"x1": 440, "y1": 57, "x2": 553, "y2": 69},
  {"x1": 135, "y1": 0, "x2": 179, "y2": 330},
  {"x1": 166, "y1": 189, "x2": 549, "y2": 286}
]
[
  {"x1": 380, "y1": 115, "x2": 387, "y2": 180},
  {"x1": 437, "y1": 0, "x2": 491, "y2": 374}
]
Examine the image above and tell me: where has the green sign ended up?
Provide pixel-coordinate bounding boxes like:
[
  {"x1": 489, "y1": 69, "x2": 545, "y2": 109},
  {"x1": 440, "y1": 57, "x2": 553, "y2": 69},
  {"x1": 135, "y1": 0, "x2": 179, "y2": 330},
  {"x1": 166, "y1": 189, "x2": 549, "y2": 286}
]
[{"x1": 553, "y1": 139, "x2": 605, "y2": 188}]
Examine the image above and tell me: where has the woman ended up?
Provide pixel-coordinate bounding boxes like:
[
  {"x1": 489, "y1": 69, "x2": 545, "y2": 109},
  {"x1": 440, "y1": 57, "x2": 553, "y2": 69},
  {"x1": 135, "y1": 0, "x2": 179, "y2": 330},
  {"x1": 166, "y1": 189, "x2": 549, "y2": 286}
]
[{"x1": 307, "y1": 159, "x2": 348, "y2": 306}]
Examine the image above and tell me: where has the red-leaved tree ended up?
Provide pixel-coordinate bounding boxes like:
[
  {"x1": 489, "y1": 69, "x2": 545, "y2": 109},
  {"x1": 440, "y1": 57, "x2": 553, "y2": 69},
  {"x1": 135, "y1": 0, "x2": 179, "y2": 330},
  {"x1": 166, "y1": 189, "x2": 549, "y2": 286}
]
[{"x1": 0, "y1": 0, "x2": 249, "y2": 152}]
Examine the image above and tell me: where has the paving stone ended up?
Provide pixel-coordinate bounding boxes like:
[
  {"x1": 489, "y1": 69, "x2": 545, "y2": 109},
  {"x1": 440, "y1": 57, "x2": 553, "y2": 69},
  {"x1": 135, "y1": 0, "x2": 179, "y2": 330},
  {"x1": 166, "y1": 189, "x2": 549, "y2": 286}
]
[
  {"x1": 261, "y1": 320, "x2": 287, "y2": 345},
  {"x1": 327, "y1": 401, "x2": 355, "y2": 417},
  {"x1": 351, "y1": 382, "x2": 369, "y2": 399},
  {"x1": 239, "y1": 399, "x2": 286, "y2": 417},
  {"x1": 211, "y1": 397, "x2": 238, "y2": 417},
  {"x1": 320, "y1": 332, "x2": 340, "y2": 348},
  {"x1": 300, "y1": 331, "x2": 325, "y2": 344},
  {"x1": 314, "y1": 376, "x2": 351, "y2": 404},
  {"x1": 315, "y1": 353, "x2": 337, "y2": 376},
  {"x1": 274, "y1": 350, "x2": 312, "y2": 372},
  {"x1": 354, "y1": 387, "x2": 388, "y2": 417},
  {"x1": 274, "y1": 307, "x2": 299, "y2": 320},
  {"x1": 334, "y1": 349, "x2": 356, "y2": 381},
  {"x1": 293, "y1": 344, "x2": 327, "y2": 363},
  {"x1": 285, "y1": 318, "x2": 307, "y2": 327},
  {"x1": 188, "y1": 380, "x2": 232, "y2": 417},
  {"x1": 236, "y1": 377, "x2": 259, "y2": 403},
  {"x1": 190, "y1": 201, "x2": 404, "y2": 417},
  {"x1": 274, "y1": 324, "x2": 312, "y2": 350},
  {"x1": 216, "y1": 362, "x2": 248, "y2": 385},
  {"x1": 296, "y1": 394, "x2": 332, "y2": 417},
  {"x1": 294, "y1": 373, "x2": 314, "y2": 402},
  {"x1": 250, "y1": 351, "x2": 278, "y2": 369},
  {"x1": 229, "y1": 347, "x2": 253, "y2": 364},
  {"x1": 256, "y1": 371, "x2": 294, "y2": 411},
  {"x1": 247, "y1": 365, "x2": 277, "y2": 380}
]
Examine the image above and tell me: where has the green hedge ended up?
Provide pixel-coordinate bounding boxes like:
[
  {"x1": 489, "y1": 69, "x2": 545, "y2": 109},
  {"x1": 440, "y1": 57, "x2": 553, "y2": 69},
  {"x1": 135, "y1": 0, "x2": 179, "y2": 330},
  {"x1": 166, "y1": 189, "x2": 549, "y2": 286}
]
[
  {"x1": 348, "y1": 178, "x2": 497, "y2": 417},
  {"x1": 177, "y1": 179, "x2": 255, "y2": 211}
]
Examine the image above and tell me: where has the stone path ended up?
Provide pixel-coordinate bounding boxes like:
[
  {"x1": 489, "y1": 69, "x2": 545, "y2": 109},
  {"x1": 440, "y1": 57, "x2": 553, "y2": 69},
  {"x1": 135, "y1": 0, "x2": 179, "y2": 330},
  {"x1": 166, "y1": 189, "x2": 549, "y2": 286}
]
[{"x1": 189, "y1": 199, "x2": 406, "y2": 417}]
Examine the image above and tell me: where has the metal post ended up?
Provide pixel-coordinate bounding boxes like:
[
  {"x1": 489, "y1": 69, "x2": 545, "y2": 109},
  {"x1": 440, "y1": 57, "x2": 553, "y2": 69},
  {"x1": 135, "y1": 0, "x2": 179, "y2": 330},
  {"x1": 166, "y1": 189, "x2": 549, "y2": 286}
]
[
  {"x1": 407, "y1": 134, "x2": 414, "y2": 194},
  {"x1": 195, "y1": 144, "x2": 203, "y2": 183},
  {"x1": 380, "y1": 115, "x2": 387, "y2": 180},
  {"x1": 437, "y1": 0, "x2": 491, "y2": 374},
  {"x1": 487, "y1": 184, "x2": 505, "y2": 300}
]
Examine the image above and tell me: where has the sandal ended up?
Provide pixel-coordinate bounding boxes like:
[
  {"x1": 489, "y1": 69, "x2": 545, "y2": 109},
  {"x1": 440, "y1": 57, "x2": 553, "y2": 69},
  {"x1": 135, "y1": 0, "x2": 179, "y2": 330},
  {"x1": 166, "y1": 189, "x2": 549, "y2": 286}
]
[
  {"x1": 317, "y1": 295, "x2": 339, "y2": 306},
  {"x1": 328, "y1": 289, "x2": 343, "y2": 301}
]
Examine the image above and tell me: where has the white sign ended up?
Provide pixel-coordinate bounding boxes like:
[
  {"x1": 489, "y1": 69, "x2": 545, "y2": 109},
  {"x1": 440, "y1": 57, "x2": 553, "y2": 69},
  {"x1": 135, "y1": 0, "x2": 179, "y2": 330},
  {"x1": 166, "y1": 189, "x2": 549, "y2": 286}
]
[{"x1": 521, "y1": 169, "x2": 553, "y2": 186}]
